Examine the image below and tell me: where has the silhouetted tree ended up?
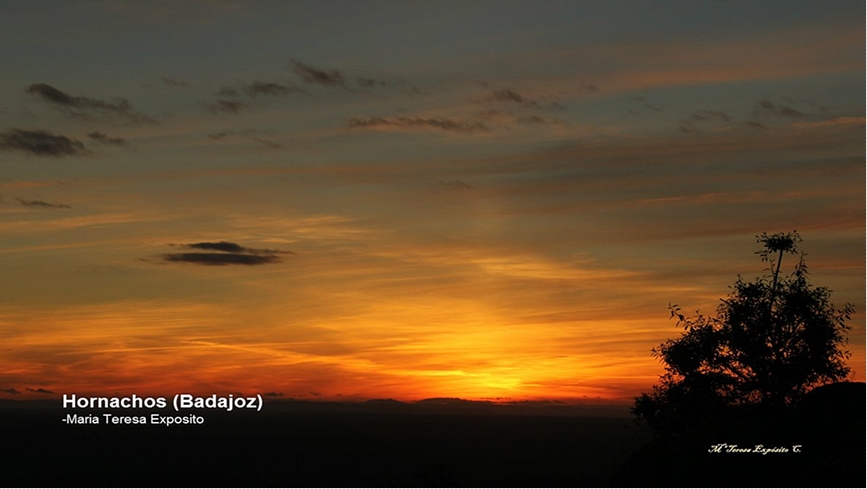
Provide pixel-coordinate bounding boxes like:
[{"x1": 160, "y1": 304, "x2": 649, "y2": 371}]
[{"x1": 632, "y1": 231, "x2": 853, "y2": 435}]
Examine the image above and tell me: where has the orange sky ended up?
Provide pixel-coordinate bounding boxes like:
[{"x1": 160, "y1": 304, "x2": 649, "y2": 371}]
[{"x1": 0, "y1": 1, "x2": 863, "y2": 403}]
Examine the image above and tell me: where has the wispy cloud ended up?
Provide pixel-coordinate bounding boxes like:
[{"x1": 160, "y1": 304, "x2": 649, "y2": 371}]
[
  {"x1": 356, "y1": 77, "x2": 389, "y2": 88},
  {"x1": 631, "y1": 95, "x2": 661, "y2": 113},
  {"x1": 216, "y1": 86, "x2": 241, "y2": 97},
  {"x1": 679, "y1": 109, "x2": 733, "y2": 133},
  {"x1": 0, "y1": 128, "x2": 86, "y2": 157},
  {"x1": 479, "y1": 88, "x2": 565, "y2": 110},
  {"x1": 688, "y1": 110, "x2": 731, "y2": 122},
  {"x1": 207, "y1": 81, "x2": 304, "y2": 113},
  {"x1": 160, "y1": 241, "x2": 292, "y2": 266},
  {"x1": 0, "y1": 212, "x2": 158, "y2": 234},
  {"x1": 477, "y1": 110, "x2": 557, "y2": 127},
  {"x1": 209, "y1": 99, "x2": 245, "y2": 114},
  {"x1": 287, "y1": 59, "x2": 396, "y2": 92},
  {"x1": 754, "y1": 99, "x2": 804, "y2": 118},
  {"x1": 744, "y1": 120, "x2": 767, "y2": 130},
  {"x1": 218, "y1": 80, "x2": 304, "y2": 99},
  {"x1": 87, "y1": 132, "x2": 129, "y2": 146},
  {"x1": 290, "y1": 59, "x2": 346, "y2": 87},
  {"x1": 518, "y1": 115, "x2": 549, "y2": 124},
  {"x1": 0, "y1": 388, "x2": 20, "y2": 395},
  {"x1": 25, "y1": 83, "x2": 151, "y2": 123},
  {"x1": 160, "y1": 77, "x2": 189, "y2": 87},
  {"x1": 0, "y1": 180, "x2": 64, "y2": 189},
  {"x1": 431, "y1": 179, "x2": 475, "y2": 195},
  {"x1": 208, "y1": 129, "x2": 258, "y2": 140},
  {"x1": 206, "y1": 129, "x2": 281, "y2": 148},
  {"x1": 244, "y1": 80, "x2": 304, "y2": 97},
  {"x1": 15, "y1": 198, "x2": 71, "y2": 209},
  {"x1": 347, "y1": 116, "x2": 489, "y2": 134},
  {"x1": 487, "y1": 88, "x2": 524, "y2": 103},
  {"x1": 792, "y1": 116, "x2": 865, "y2": 129},
  {"x1": 252, "y1": 137, "x2": 282, "y2": 149}
]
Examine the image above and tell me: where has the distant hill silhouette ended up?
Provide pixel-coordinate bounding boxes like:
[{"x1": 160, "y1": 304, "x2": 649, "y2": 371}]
[
  {"x1": 361, "y1": 398, "x2": 406, "y2": 406},
  {"x1": 253, "y1": 396, "x2": 630, "y2": 417},
  {"x1": 798, "y1": 381, "x2": 864, "y2": 422},
  {"x1": 416, "y1": 397, "x2": 474, "y2": 405}
]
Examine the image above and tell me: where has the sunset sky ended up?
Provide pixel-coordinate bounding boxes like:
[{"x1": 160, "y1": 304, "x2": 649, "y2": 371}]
[{"x1": 0, "y1": 0, "x2": 863, "y2": 403}]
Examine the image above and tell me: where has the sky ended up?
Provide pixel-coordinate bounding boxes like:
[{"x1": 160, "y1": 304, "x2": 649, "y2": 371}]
[{"x1": 0, "y1": 0, "x2": 863, "y2": 403}]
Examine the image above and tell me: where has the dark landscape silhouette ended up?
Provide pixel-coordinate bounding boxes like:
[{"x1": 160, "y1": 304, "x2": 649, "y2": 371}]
[
  {"x1": 623, "y1": 233, "x2": 864, "y2": 487},
  {"x1": 1, "y1": 383, "x2": 863, "y2": 487},
  {"x1": 0, "y1": 398, "x2": 645, "y2": 487}
]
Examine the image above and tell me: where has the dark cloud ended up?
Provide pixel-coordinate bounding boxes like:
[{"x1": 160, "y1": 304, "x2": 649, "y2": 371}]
[
  {"x1": 347, "y1": 116, "x2": 488, "y2": 133},
  {"x1": 180, "y1": 241, "x2": 289, "y2": 255},
  {"x1": 184, "y1": 241, "x2": 246, "y2": 253},
  {"x1": 580, "y1": 82, "x2": 600, "y2": 93},
  {"x1": 161, "y1": 77, "x2": 189, "y2": 87},
  {"x1": 755, "y1": 99, "x2": 804, "y2": 118},
  {"x1": 209, "y1": 99, "x2": 245, "y2": 114},
  {"x1": 244, "y1": 81, "x2": 304, "y2": 97},
  {"x1": 290, "y1": 59, "x2": 346, "y2": 87},
  {"x1": 263, "y1": 392, "x2": 284, "y2": 397},
  {"x1": 0, "y1": 128, "x2": 86, "y2": 156},
  {"x1": 0, "y1": 388, "x2": 20, "y2": 395},
  {"x1": 26, "y1": 388, "x2": 54, "y2": 394},
  {"x1": 26, "y1": 83, "x2": 76, "y2": 105},
  {"x1": 162, "y1": 253, "x2": 280, "y2": 266},
  {"x1": 208, "y1": 132, "x2": 229, "y2": 140},
  {"x1": 26, "y1": 83, "x2": 151, "y2": 123},
  {"x1": 15, "y1": 198, "x2": 71, "y2": 209},
  {"x1": 161, "y1": 241, "x2": 291, "y2": 266},
  {"x1": 87, "y1": 132, "x2": 129, "y2": 146}
]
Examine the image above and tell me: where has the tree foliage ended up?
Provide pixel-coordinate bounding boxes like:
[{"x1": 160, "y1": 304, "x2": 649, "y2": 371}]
[{"x1": 633, "y1": 232, "x2": 853, "y2": 434}]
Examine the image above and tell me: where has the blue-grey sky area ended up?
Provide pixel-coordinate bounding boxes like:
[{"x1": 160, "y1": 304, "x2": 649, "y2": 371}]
[{"x1": 0, "y1": 0, "x2": 863, "y2": 401}]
